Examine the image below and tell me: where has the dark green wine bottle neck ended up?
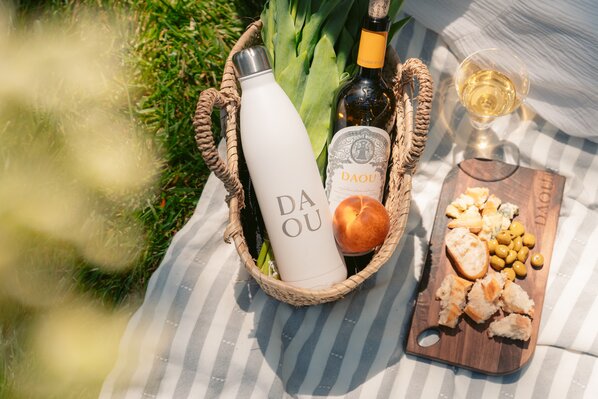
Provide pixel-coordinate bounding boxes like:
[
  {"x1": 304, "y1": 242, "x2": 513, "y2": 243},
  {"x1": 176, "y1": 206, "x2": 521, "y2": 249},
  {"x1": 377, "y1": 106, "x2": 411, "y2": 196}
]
[
  {"x1": 356, "y1": 15, "x2": 390, "y2": 78},
  {"x1": 357, "y1": 66, "x2": 383, "y2": 79},
  {"x1": 363, "y1": 15, "x2": 390, "y2": 32}
]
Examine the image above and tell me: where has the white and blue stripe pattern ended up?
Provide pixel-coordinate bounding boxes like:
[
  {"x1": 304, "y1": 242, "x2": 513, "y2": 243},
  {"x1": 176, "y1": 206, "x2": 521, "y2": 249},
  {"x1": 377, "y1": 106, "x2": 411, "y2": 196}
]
[
  {"x1": 100, "y1": 18, "x2": 598, "y2": 399},
  {"x1": 402, "y1": 0, "x2": 598, "y2": 144}
]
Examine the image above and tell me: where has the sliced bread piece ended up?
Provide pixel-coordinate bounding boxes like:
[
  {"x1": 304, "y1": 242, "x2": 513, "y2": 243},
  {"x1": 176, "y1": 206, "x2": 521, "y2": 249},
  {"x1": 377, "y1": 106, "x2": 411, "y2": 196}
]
[
  {"x1": 450, "y1": 193, "x2": 475, "y2": 211},
  {"x1": 481, "y1": 194, "x2": 502, "y2": 216},
  {"x1": 435, "y1": 274, "x2": 474, "y2": 328},
  {"x1": 445, "y1": 227, "x2": 489, "y2": 280},
  {"x1": 488, "y1": 313, "x2": 532, "y2": 341},
  {"x1": 447, "y1": 206, "x2": 483, "y2": 233},
  {"x1": 482, "y1": 271, "x2": 505, "y2": 302},
  {"x1": 445, "y1": 203, "x2": 462, "y2": 219},
  {"x1": 501, "y1": 280, "x2": 535, "y2": 318},
  {"x1": 465, "y1": 187, "x2": 489, "y2": 208},
  {"x1": 463, "y1": 272, "x2": 505, "y2": 324}
]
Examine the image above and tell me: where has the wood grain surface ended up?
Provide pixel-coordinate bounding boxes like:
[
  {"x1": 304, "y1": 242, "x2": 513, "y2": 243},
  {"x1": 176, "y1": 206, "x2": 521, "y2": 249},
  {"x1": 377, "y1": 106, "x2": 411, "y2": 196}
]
[{"x1": 405, "y1": 159, "x2": 566, "y2": 375}]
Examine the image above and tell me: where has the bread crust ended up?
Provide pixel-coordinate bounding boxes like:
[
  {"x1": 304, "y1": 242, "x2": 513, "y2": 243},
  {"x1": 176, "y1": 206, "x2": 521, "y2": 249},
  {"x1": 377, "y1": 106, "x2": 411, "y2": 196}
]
[
  {"x1": 488, "y1": 313, "x2": 532, "y2": 341},
  {"x1": 465, "y1": 187, "x2": 489, "y2": 208},
  {"x1": 481, "y1": 194, "x2": 502, "y2": 216},
  {"x1": 436, "y1": 274, "x2": 474, "y2": 328},
  {"x1": 447, "y1": 205, "x2": 483, "y2": 233},
  {"x1": 445, "y1": 228, "x2": 489, "y2": 280},
  {"x1": 501, "y1": 280, "x2": 535, "y2": 318},
  {"x1": 463, "y1": 273, "x2": 505, "y2": 324}
]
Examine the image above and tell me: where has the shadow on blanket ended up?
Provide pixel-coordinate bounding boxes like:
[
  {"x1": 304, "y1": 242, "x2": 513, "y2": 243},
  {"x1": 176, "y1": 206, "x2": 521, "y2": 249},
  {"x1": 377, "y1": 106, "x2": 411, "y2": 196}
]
[{"x1": 233, "y1": 202, "x2": 428, "y2": 397}]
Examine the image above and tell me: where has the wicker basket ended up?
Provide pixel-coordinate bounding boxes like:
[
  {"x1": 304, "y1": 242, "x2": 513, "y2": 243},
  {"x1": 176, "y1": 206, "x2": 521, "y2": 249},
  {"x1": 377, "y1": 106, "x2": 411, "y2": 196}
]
[{"x1": 193, "y1": 21, "x2": 433, "y2": 306}]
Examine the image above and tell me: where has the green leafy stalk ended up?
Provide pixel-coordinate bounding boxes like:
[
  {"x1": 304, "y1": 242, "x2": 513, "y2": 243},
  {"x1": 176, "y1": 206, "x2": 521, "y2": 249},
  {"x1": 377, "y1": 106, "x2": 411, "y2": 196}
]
[
  {"x1": 335, "y1": 27, "x2": 353, "y2": 76},
  {"x1": 293, "y1": 0, "x2": 310, "y2": 46},
  {"x1": 320, "y1": 0, "x2": 355, "y2": 46},
  {"x1": 345, "y1": 0, "x2": 369, "y2": 44},
  {"x1": 257, "y1": 240, "x2": 280, "y2": 279},
  {"x1": 273, "y1": 0, "x2": 298, "y2": 81},
  {"x1": 388, "y1": 0, "x2": 405, "y2": 21},
  {"x1": 296, "y1": 0, "x2": 343, "y2": 67},
  {"x1": 389, "y1": 15, "x2": 411, "y2": 44},
  {"x1": 260, "y1": 0, "x2": 277, "y2": 65},
  {"x1": 299, "y1": 34, "x2": 340, "y2": 159}
]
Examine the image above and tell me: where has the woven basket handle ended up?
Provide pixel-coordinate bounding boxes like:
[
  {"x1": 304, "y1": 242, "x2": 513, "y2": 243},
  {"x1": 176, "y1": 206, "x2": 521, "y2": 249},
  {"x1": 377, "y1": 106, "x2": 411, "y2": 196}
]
[
  {"x1": 192, "y1": 21, "x2": 263, "y2": 207},
  {"x1": 401, "y1": 58, "x2": 433, "y2": 172},
  {"x1": 193, "y1": 88, "x2": 244, "y2": 204}
]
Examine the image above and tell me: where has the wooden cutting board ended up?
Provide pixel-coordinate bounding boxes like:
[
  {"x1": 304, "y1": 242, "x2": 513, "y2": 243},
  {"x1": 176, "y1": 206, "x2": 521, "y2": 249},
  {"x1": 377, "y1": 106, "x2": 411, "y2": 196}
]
[{"x1": 405, "y1": 159, "x2": 566, "y2": 375}]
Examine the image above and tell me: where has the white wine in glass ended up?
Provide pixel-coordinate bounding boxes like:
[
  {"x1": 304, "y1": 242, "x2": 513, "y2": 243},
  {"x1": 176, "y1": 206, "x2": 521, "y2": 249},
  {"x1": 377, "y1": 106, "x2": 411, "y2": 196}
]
[
  {"x1": 455, "y1": 49, "x2": 529, "y2": 130},
  {"x1": 460, "y1": 70, "x2": 519, "y2": 118},
  {"x1": 454, "y1": 48, "x2": 529, "y2": 170}
]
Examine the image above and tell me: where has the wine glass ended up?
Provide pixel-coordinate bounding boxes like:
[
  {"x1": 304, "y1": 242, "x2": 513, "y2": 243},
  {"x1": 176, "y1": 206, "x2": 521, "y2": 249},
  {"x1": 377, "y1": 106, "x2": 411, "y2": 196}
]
[{"x1": 454, "y1": 48, "x2": 530, "y2": 167}]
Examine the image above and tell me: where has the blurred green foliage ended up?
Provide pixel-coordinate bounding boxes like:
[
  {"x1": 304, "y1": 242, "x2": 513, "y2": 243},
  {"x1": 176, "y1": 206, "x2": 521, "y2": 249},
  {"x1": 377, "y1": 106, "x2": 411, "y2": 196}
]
[{"x1": 1, "y1": 1, "x2": 265, "y2": 397}]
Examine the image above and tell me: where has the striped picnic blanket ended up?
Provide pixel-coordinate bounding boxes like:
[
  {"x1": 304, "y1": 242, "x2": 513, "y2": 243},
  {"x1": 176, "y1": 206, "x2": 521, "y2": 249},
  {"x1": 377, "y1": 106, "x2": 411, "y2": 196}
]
[{"x1": 100, "y1": 19, "x2": 598, "y2": 399}]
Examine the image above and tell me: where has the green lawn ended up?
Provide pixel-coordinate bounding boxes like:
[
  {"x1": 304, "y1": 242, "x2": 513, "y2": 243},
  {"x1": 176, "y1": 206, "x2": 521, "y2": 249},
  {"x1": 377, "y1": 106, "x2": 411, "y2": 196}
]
[
  {"x1": 70, "y1": 0, "x2": 264, "y2": 306},
  {"x1": 1, "y1": 0, "x2": 264, "y2": 397}
]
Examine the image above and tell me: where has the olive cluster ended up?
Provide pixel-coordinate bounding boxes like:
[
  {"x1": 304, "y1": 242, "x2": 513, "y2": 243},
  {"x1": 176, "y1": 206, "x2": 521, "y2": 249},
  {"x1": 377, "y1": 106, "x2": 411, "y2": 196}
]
[{"x1": 487, "y1": 220, "x2": 544, "y2": 280}]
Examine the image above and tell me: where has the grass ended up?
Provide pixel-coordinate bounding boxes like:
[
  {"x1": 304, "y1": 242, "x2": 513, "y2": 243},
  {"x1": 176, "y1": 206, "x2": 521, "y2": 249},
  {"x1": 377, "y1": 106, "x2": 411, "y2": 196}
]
[
  {"x1": 1, "y1": 0, "x2": 265, "y2": 397},
  {"x1": 11, "y1": 0, "x2": 264, "y2": 305},
  {"x1": 73, "y1": 0, "x2": 265, "y2": 307}
]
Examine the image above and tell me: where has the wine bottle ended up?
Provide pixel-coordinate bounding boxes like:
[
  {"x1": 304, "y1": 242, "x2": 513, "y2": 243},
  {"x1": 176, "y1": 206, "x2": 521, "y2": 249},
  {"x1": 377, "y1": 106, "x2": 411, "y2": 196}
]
[
  {"x1": 233, "y1": 46, "x2": 347, "y2": 289},
  {"x1": 324, "y1": 0, "x2": 396, "y2": 273},
  {"x1": 325, "y1": 0, "x2": 396, "y2": 215}
]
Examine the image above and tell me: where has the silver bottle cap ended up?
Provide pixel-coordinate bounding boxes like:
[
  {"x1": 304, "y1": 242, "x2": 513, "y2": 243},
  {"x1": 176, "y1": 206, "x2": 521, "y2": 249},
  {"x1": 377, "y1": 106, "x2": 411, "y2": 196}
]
[{"x1": 232, "y1": 46, "x2": 272, "y2": 78}]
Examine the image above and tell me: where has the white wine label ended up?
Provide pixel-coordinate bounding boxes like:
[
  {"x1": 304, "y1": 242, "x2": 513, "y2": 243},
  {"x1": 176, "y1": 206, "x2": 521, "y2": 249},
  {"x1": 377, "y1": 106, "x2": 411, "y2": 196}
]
[{"x1": 325, "y1": 125, "x2": 391, "y2": 213}]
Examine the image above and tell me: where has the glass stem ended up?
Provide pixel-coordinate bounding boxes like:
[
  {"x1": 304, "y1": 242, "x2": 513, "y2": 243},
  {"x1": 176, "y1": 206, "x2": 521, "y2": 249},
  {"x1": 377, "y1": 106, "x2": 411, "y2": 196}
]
[
  {"x1": 468, "y1": 113, "x2": 495, "y2": 130},
  {"x1": 464, "y1": 128, "x2": 499, "y2": 160}
]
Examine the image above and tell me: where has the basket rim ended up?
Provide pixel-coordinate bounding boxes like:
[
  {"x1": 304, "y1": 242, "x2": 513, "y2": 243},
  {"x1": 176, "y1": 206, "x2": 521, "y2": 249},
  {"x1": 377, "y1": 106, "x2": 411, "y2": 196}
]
[{"x1": 230, "y1": 173, "x2": 414, "y2": 302}]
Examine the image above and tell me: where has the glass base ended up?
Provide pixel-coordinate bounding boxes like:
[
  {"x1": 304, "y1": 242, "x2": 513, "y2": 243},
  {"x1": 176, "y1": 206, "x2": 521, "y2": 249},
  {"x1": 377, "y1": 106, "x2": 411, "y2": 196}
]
[
  {"x1": 458, "y1": 138, "x2": 520, "y2": 181},
  {"x1": 458, "y1": 152, "x2": 519, "y2": 182},
  {"x1": 461, "y1": 137, "x2": 520, "y2": 164}
]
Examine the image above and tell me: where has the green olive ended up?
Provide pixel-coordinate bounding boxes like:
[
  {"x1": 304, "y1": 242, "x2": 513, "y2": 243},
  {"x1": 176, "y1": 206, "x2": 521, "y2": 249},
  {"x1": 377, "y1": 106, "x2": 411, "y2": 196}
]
[
  {"x1": 487, "y1": 238, "x2": 498, "y2": 255},
  {"x1": 505, "y1": 250, "x2": 517, "y2": 265},
  {"x1": 495, "y1": 244, "x2": 510, "y2": 259},
  {"x1": 502, "y1": 267, "x2": 516, "y2": 281},
  {"x1": 531, "y1": 253, "x2": 545, "y2": 268},
  {"x1": 490, "y1": 255, "x2": 506, "y2": 271},
  {"x1": 517, "y1": 246, "x2": 530, "y2": 263},
  {"x1": 513, "y1": 261, "x2": 527, "y2": 278},
  {"x1": 509, "y1": 220, "x2": 526, "y2": 237},
  {"x1": 513, "y1": 236, "x2": 523, "y2": 252},
  {"x1": 523, "y1": 232, "x2": 536, "y2": 248},
  {"x1": 496, "y1": 231, "x2": 512, "y2": 246}
]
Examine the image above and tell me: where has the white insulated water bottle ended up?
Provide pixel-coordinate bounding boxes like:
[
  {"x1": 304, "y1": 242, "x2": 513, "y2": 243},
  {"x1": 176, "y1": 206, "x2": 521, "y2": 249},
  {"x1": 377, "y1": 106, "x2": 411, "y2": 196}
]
[{"x1": 233, "y1": 46, "x2": 347, "y2": 289}]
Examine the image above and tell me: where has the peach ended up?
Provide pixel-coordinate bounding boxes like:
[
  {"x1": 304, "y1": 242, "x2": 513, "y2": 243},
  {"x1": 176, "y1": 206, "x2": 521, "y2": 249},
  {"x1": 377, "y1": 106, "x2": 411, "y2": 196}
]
[{"x1": 333, "y1": 195, "x2": 390, "y2": 254}]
